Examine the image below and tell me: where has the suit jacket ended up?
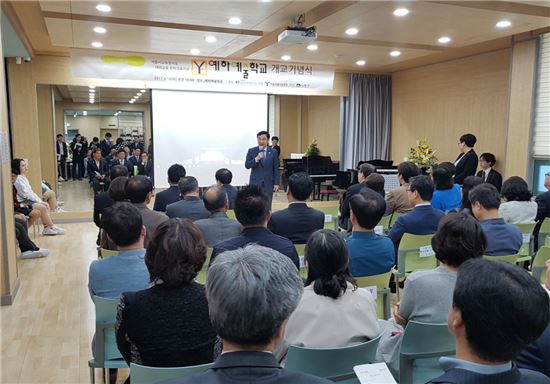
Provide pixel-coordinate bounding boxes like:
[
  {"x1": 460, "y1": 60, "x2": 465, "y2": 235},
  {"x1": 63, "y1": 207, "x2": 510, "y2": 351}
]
[
  {"x1": 133, "y1": 203, "x2": 169, "y2": 243},
  {"x1": 476, "y1": 169, "x2": 503, "y2": 192},
  {"x1": 166, "y1": 196, "x2": 210, "y2": 221},
  {"x1": 388, "y1": 204, "x2": 445, "y2": 247},
  {"x1": 428, "y1": 363, "x2": 550, "y2": 384},
  {"x1": 339, "y1": 182, "x2": 366, "y2": 229},
  {"x1": 245, "y1": 146, "x2": 279, "y2": 197},
  {"x1": 194, "y1": 212, "x2": 242, "y2": 247},
  {"x1": 56, "y1": 141, "x2": 68, "y2": 161},
  {"x1": 535, "y1": 191, "x2": 550, "y2": 221},
  {"x1": 516, "y1": 323, "x2": 550, "y2": 378},
  {"x1": 454, "y1": 150, "x2": 478, "y2": 184},
  {"x1": 100, "y1": 139, "x2": 112, "y2": 157},
  {"x1": 129, "y1": 155, "x2": 141, "y2": 168},
  {"x1": 87, "y1": 158, "x2": 110, "y2": 182},
  {"x1": 212, "y1": 227, "x2": 299, "y2": 269},
  {"x1": 93, "y1": 191, "x2": 114, "y2": 228},
  {"x1": 153, "y1": 185, "x2": 180, "y2": 212},
  {"x1": 161, "y1": 351, "x2": 331, "y2": 384},
  {"x1": 268, "y1": 203, "x2": 325, "y2": 244},
  {"x1": 221, "y1": 184, "x2": 238, "y2": 209},
  {"x1": 385, "y1": 183, "x2": 415, "y2": 215},
  {"x1": 70, "y1": 140, "x2": 87, "y2": 159},
  {"x1": 110, "y1": 158, "x2": 132, "y2": 173},
  {"x1": 138, "y1": 161, "x2": 154, "y2": 178}
]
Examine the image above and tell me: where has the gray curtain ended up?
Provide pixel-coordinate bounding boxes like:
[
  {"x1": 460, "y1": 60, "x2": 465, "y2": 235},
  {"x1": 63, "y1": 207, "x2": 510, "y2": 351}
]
[{"x1": 343, "y1": 74, "x2": 391, "y2": 169}]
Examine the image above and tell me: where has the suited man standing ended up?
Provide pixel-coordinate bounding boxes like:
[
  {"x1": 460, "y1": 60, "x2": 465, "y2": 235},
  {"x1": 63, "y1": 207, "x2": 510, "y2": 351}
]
[
  {"x1": 70, "y1": 133, "x2": 87, "y2": 180},
  {"x1": 56, "y1": 134, "x2": 68, "y2": 181},
  {"x1": 454, "y1": 133, "x2": 478, "y2": 184},
  {"x1": 268, "y1": 172, "x2": 324, "y2": 244},
  {"x1": 99, "y1": 132, "x2": 113, "y2": 157},
  {"x1": 166, "y1": 176, "x2": 210, "y2": 221},
  {"x1": 476, "y1": 153, "x2": 503, "y2": 192},
  {"x1": 245, "y1": 130, "x2": 279, "y2": 205}
]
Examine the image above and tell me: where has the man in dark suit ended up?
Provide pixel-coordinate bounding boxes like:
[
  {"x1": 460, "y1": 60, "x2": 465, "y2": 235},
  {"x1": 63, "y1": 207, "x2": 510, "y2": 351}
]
[
  {"x1": 215, "y1": 168, "x2": 237, "y2": 209},
  {"x1": 427, "y1": 259, "x2": 550, "y2": 384},
  {"x1": 271, "y1": 136, "x2": 281, "y2": 157},
  {"x1": 163, "y1": 244, "x2": 330, "y2": 384},
  {"x1": 339, "y1": 163, "x2": 376, "y2": 230},
  {"x1": 138, "y1": 152, "x2": 153, "y2": 178},
  {"x1": 153, "y1": 163, "x2": 186, "y2": 212},
  {"x1": 211, "y1": 186, "x2": 299, "y2": 269},
  {"x1": 454, "y1": 133, "x2": 478, "y2": 184},
  {"x1": 245, "y1": 130, "x2": 279, "y2": 205},
  {"x1": 388, "y1": 175, "x2": 445, "y2": 249},
  {"x1": 99, "y1": 132, "x2": 113, "y2": 157},
  {"x1": 268, "y1": 172, "x2": 324, "y2": 244},
  {"x1": 56, "y1": 134, "x2": 68, "y2": 181},
  {"x1": 88, "y1": 148, "x2": 110, "y2": 195},
  {"x1": 129, "y1": 135, "x2": 145, "y2": 153},
  {"x1": 166, "y1": 176, "x2": 210, "y2": 221},
  {"x1": 128, "y1": 147, "x2": 142, "y2": 175},
  {"x1": 535, "y1": 172, "x2": 550, "y2": 221},
  {"x1": 70, "y1": 133, "x2": 87, "y2": 180},
  {"x1": 476, "y1": 152, "x2": 503, "y2": 192},
  {"x1": 93, "y1": 165, "x2": 129, "y2": 229},
  {"x1": 110, "y1": 149, "x2": 132, "y2": 173}
]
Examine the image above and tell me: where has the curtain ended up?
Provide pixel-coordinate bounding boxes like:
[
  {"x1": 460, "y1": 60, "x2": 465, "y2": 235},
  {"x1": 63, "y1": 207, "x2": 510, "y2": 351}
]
[{"x1": 343, "y1": 74, "x2": 391, "y2": 169}]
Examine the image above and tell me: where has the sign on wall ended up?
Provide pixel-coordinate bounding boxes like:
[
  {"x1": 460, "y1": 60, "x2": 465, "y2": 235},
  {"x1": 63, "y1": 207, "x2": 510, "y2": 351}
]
[{"x1": 71, "y1": 49, "x2": 335, "y2": 94}]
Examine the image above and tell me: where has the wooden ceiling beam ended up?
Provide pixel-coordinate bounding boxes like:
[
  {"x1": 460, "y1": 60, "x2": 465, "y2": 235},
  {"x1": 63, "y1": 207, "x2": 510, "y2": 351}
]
[{"x1": 429, "y1": 1, "x2": 550, "y2": 18}]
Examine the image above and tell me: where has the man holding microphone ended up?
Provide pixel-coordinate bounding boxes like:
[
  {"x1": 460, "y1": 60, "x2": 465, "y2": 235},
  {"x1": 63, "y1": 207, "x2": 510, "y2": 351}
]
[{"x1": 245, "y1": 131, "x2": 279, "y2": 206}]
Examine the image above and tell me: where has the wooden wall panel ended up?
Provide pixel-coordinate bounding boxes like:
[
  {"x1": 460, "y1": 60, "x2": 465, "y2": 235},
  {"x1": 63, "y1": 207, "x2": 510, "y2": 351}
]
[
  {"x1": 306, "y1": 96, "x2": 341, "y2": 160},
  {"x1": 278, "y1": 96, "x2": 302, "y2": 159},
  {"x1": 36, "y1": 85, "x2": 57, "y2": 191}
]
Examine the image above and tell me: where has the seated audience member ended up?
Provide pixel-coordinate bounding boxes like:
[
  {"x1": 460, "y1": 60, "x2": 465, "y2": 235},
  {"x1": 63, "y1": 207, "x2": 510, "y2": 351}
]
[
  {"x1": 153, "y1": 163, "x2": 186, "y2": 212},
  {"x1": 499, "y1": 176, "x2": 537, "y2": 224},
  {"x1": 268, "y1": 172, "x2": 324, "y2": 244},
  {"x1": 88, "y1": 148, "x2": 110, "y2": 195},
  {"x1": 115, "y1": 219, "x2": 217, "y2": 368},
  {"x1": 14, "y1": 217, "x2": 49, "y2": 258},
  {"x1": 431, "y1": 166, "x2": 462, "y2": 212},
  {"x1": 211, "y1": 186, "x2": 299, "y2": 269},
  {"x1": 339, "y1": 163, "x2": 376, "y2": 230},
  {"x1": 215, "y1": 168, "x2": 237, "y2": 209},
  {"x1": 128, "y1": 147, "x2": 142, "y2": 172},
  {"x1": 11, "y1": 171, "x2": 41, "y2": 227},
  {"x1": 458, "y1": 176, "x2": 483, "y2": 216},
  {"x1": 347, "y1": 188, "x2": 395, "y2": 277},
  {"x1": 428, "y1": 259, "x2": 550, "y2": 384},
  {"x1": 126, "y1": 176, "x2": 168, "y2": 244},
  {"x1": 99, "y1": 176, "x2": 130, "y2": 251},
  {"x1": 41, "y1": 182, "x2": 64, "y2": 213},
  {"x1": 138, "y1": 152, "x2": 153, "y2": 178},
  {"x1": 516, "y1": 261, "x2": 550, "y2": 377},
  {"x1": 469, "y1": 183, "x2": 523, "y2": 256},
  {"x1": 12, "y1": 159, "x2": 65, "y2": 236},
  {"x1": 163, "y1": 245, "x2": 331, "y2": 384},
  {"x1": 388, "y1": 175, "x2": 445, "y2": 249},
  {"x1": 365, "y1": 173, "x2": 386, "y2": 198},
  {"x1": 278, "y1": 230, "x2": 379, "y2": 360},
  {"x1": 93, "y1": 165, "x2": 129, "y2": 229},
  {"x1": 104, "y1": 147, "x2": 117, "y2": 165},
  {"x1": 194, "y1": 186, "x2": 241, "y2": 247},
  {"x1": 535, "y1": 171, "x2": 550, "y2": 221},
  {"x1": 385, "y1": 161, "x2": 420, "y2": 215},
  {"x1": 88, "y1": 202, "x2": 150, "y2": 299},
  {"x1": 476, "y1": 152, "x2": 503, "y2": 192},
  {"x1": 166, "y1": 176, "x2": 210, "y2": 221},
  {"x1": 110, "y1": 149, "x2": 132, "y2": 172}
]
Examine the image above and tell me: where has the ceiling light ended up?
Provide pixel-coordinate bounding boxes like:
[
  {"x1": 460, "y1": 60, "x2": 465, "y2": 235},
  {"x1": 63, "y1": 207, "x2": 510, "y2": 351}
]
[
  {"x1": 96, "y1": 4, "x2": 111, "y2": 12},
  {"x1": 89, "y1": 85, "x2": 96, "y2": 89},
  {"x1": 390, "y1": 50, "x2": 401, "y2": 57},
  {"x1": 83, "y1": 111, "x2": 87, "y2": 116},
  {"x1": 355, "y1": 60, "x2": 366, "y2": 66},
  {"x1": 438, "y1": 36, "x2": 451, "y2": 44},
  {"x1": 190, "y1": 48, "x2": 200, "y2": 55},
  {"x1": 496, "y1": 20, "x2": 512, "y2": 28},
  {"x1": 89, "y1": 89, "x2": 95, "y2": 93},
  {"x1": 129, "y1": 100, "x2": 134, "y2": 104},
  {"x1": 393, "y1": 8, "x2": 409, "y2": 16},
  {"x1": 137, "y1": 92, "x2": 142, "y2": 96},
  {"x1": 205, "y1": 35, "x2": 217, "y2": 43},
  {"x1": 281, "y1": 55, "x2": 291, "y2": 61},
  {"x1": 93, "y1": 26, "x2": 107, "y2": 34},
  {"x1": 345, "y1": 28, "x2": 358, "y2": 36},
  {"x1": 228, "y1": 17, "x2": 242, "y2": 25},
  {"x1": 307, "y1": 44, "x2": 318, "y2": 51},
  {"x1": 89, "y1": 100, "x2": 95, "y2": 104},
  {"x1": 91, "y1": 41, "x2": 103, "y2": 48},
  {"x1": 140, "y1": 89, "x2": 146, "y2": 92}
]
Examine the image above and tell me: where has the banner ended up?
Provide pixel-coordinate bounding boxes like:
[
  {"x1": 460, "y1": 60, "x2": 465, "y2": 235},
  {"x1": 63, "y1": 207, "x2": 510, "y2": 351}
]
[{"x1": 71, "y1": 49, "x2": 335, "y2": 93}]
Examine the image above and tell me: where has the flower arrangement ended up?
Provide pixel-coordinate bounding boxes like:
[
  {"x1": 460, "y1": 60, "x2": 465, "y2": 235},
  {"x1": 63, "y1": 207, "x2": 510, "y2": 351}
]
[
  {"x1": 305, "y1": 139, "x2": 321, "y2": 156},
  {"x1": 408, "y1": 139, "x2": 438, "y2": 167}
]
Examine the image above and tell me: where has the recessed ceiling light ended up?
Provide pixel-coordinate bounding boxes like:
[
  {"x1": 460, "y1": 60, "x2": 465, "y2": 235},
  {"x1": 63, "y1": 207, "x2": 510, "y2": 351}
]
[
  {"x1": 91, "y1": 41, "x2": 103, "y2": 48},
  {"x1": 390, "y1": 50, "x2": 401, "y2": 57},
  {"x1": 129, "y1": 100, "x2": 134, "y2": 104},
  {"x1": 89, "y1": 89, "x2": 95, "y2": 93},
  {"x1": 393, "y1": 8, "x2": 409, "y2": 16},
  {"x1": 137, "y1": 92, "x2": 142, "y2": 96},
  {"x1": 355, "y1": 60, "x2": 366, "y2": 66},
  {"x1": 345, "y1": 28, "x2": 358, "y2": 36},
  {"x1": 307, "y1": 44, "x2": 318, "y2": 51},
  {"x1": 281, "y1": 55, "x2": 291, "y2": 61},
  {"x1": 140, "y1": 89, "x2": 146, "y2": 92},
  {"x1": 89, "y1": 85, "x2": 96, "y2": 89},
  {"x1": 89, "y1": 100, "x2": 95, "y2": 104},
  {"x1": 205, "y1": 35, "x2": 217, "y2": 43},
  {"x1": 93, "y1": 26, "x2": 107, "y2": 34},
  {"x1": 496, "y1": 20, "x2": 512, "y2": 28},
  {"x1": 438, "y1": 36, "x2": 451, "y2": 44},
  {"x1": 190, "y1": 48, "x2": 200, "y2": 55},
  {"x1": 96, "y1": 4, "x2": 111, "y2": 12},
  {"x1": 228, "y1": 17, "x2": 242, "y2": 25}
]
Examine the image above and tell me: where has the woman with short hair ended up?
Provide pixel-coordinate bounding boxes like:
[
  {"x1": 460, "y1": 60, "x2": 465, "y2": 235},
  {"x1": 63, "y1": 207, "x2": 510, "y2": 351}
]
[
  {"x1": 431, "y1": 165, "x2": 462, "y2": 212},
  {"x1": 499, "y1": 176, "x2": 537, "y2": 224}
]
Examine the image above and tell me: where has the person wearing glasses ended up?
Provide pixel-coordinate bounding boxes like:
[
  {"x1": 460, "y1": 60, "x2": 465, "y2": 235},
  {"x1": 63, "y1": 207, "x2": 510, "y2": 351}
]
[{"x1": 454, "y1": 133, "x2": 478, "y2": 185}]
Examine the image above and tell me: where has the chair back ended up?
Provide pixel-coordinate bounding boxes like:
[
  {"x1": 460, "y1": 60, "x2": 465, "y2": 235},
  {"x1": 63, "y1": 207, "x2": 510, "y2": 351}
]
[
  {"x1": 515, "y1": 223, "x2": 536, "y2": 260},
  {"x1": 356, "y1": 272, "x2": 392, "y2": 319},
  {"x1": 399, "y1": 321, "x2": 455, "y2": 384},
  {"x1": 532, "y1": 246, "x2": 550, "y2": 285},
  {"x1": 389, "y1": 212, "x2": 404, "y2": 228},
  {"x1": 378, "y1": 215, "x2": 392, "y2": 232},
  {"x1": 316, "y1": 206, "x2": 339, "y2": 230},
  {"x1": 397, "y1": 234, "x2": 437, "y2": 277},
  {"x1": 100, "y1": 248, "x2": 118, "y2": 258},
  {"x1": 196, "y1": 248, "x2": 213, "y2": 284},
  {"x1": 130, "y1": 362, "x2": 213, "y2": 384},
  {"x1": 92, "y1": 296, "x2": 125, "y2": 363},
  {"x1": 285, "y1": 334, "x2": 382, "y2": 381},
  {"x1": 482, "y1": 254, "x2": 519, "y2": 264}
]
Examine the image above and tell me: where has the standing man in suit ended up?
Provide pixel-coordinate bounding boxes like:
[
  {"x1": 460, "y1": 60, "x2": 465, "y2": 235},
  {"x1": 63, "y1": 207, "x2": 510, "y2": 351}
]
[
  {"x1": 99, "y1": 132, "x2": 113, "y2": 158},
  {"x1": 56, "y1": 134, "x2": 68, "y2": 181},
  {"x1": 268, "y1": 172, "x2": 324, "y2": 244},
  {"x1": 454, "y1": 133, "x2": 478, "y2": 184},
  {"x1": 271, "y1": 136, "x2": 281, "y2": 157},
  {"x1": 535, "y1": 171, "x2": 550, "y2": 221},
  {"x1": 245, "y1": 130, "x2": 279, "y2": 205},
  {"x1": 153, "y1": 163, "x2": 186, "y2": 212},
  {"x1": 476, "y1": 153, "x2": 503, "y2": 192},
  {"x1": 70, "y1": 133, "x2": 87, "y2": 180},
  {"x1": 166, "y1": 176, "x2": 210, "y2": 221},
  {"x1": 88, "y1": 148, "x2": 110, "y2": 195},
  {"x1": 215, "y1": 168, "x2": 238, "y2": 209},
  {"x1": 129, "y1": 135, "x2": 145, "y2": 153}
]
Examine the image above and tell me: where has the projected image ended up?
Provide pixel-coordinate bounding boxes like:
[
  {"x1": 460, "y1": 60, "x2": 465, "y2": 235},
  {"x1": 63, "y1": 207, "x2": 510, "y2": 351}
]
[{"x1": 152, "y1": 90, "x2": 269, "y2": 188}]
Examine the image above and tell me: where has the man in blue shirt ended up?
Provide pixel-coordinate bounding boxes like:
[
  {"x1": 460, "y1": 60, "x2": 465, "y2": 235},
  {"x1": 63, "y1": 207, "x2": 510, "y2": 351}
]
[
  {"x1": 428, "y1": 258, "x2": 550, "y2": 384},
  {"x1": 469, "y1": 183, "x2": 522, "y2": 256},
  {"x1": 347, "y1": 188, "x2": 395, "y2": 277}
]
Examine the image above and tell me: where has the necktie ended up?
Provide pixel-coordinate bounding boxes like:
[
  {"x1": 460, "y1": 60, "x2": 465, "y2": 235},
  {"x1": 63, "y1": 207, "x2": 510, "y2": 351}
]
[
  {"x1": 483, "y1": 172, "x2": 486, "y2": 182},
  {"x1": 261, "y1": 149, "x2": 266, "y2": 165}
]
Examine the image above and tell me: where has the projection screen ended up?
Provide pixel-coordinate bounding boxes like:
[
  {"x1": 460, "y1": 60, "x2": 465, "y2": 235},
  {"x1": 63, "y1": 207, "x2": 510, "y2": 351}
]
[{"x1": 152, "y1": 90, "x2": 268, "y2": 188}]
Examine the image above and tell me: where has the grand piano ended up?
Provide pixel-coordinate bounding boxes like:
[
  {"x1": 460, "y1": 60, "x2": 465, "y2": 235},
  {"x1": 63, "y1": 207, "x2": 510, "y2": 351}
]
[{"x1": 283, "y1": 155, "x2": 338, "y2": 199}]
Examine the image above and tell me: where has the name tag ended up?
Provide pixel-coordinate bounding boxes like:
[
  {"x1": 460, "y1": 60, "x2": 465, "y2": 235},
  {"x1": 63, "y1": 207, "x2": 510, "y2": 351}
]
[
  {"x1": 419, "y1": 245, "x2": 435, "y2": 258},
  {"x1": 324, "y1": 214, "x2": 333, "y2": 223},
  {"x1": 522, "y1": 233, "x2": 531, "y2": 244},
  {"x1": 364, "y1": 286, "x2": 377, "y2": 300},
  {"x1": 374, "y1": 226, "x2": 383, "y2": 235}
]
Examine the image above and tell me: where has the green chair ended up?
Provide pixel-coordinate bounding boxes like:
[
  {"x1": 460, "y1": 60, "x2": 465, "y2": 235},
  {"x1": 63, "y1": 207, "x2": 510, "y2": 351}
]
[
  {"x1": 515, "y1": 223, "x2": 536, "y2": 264},
  {"x1": 196, "y1": 247, "x2": 213, "y2": 284},
  {"x1": 285, "y1": 334, "x2": 382, "y2": 382},
  {"x1": 378, "y1": 215, "x2": 392, "y2": 233},
  {"x1": 537, "y1": 219, "x2": 550, "y2": 249},
  {"x1": 100, "y1": 248, "x2": 118, "y2": 259},
  {"x1": 88, "y1": 296, "x2": 128, "y2": 384},
  {"x1": 226, "y1": 209, "x2": 236, "y2": 220},
  {"x1": 389, "y1": 211, "x2": 404, "y2": 229},
  {"x1": 355, "y1": 271, "x2": 392, "y2": 320},
  {"x1": 399, "y1": 321, "x2": 455, "y2": 384},
  {"x1": 130, "y1": 362, "x2": 213, "y2": 384},
  {"x1": 532, "y1": 246, "x2": 550, "y2": 285},
  {"x1": 482, "y1": 254, "x2": 519, "y2": 264},
  {"x1": 317, "y1": 206, "x2": 340, "y2": 230}
]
